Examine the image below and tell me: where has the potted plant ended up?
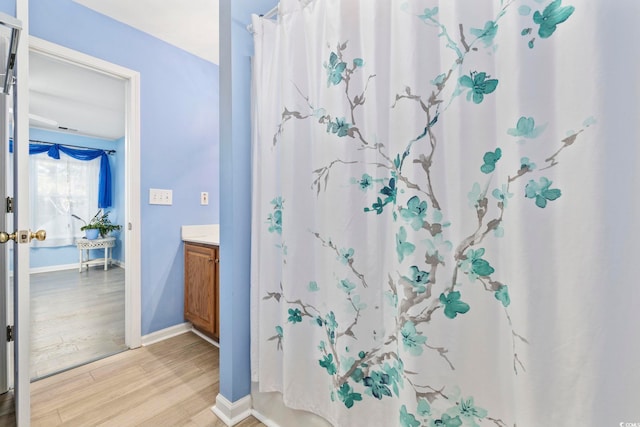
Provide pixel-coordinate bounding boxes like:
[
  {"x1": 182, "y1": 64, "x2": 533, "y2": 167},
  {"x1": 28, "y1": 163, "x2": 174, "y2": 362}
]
[{"x1": 73, "y1": 210, "x2": 122, "y2": 240}]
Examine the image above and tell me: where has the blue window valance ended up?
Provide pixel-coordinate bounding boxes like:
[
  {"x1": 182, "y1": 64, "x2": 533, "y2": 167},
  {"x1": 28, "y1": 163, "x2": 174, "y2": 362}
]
[{"x1": 29, "y1": 143, "x2": 112, "y2": 208}]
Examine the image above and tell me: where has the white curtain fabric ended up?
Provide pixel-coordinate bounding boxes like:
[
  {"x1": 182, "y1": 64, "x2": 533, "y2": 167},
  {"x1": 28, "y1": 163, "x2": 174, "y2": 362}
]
[
  {"x1": 250, "y1": 1, "x2": 640, "y2": 426},
  {"x1": 30, "y1": 152, "x2": 99, "y2": 247}
]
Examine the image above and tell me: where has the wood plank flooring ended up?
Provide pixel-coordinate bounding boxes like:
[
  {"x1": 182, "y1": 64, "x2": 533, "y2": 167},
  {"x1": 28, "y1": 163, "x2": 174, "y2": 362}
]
[
  {"x1": 30, "y1": 266, "x2": 127, "y2": 379},
  {"x1": 28, "y1": 332, "x2": 265, "y2": 426}
]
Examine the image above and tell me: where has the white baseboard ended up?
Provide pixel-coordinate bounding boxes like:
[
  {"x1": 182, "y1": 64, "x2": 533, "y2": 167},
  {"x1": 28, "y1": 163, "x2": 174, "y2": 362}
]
[
  {"x1": 212, "y1": 394, "x2": 252, "y2": 426},
  {"x1": 29, "y1": 261, "x2": 125, "y2": 275},
  {"x1": 141, "y1": 322, "x2": 192, "y2": 346},
  {"x1": 251, "y1": 409, "x2": 281, "y2": 427},
  {"x1": 29, "y1": 263, "x2": 78, "y2": 274},
  {"x1": 191, "y1": 327, "x2": 219, "y2": 347}
]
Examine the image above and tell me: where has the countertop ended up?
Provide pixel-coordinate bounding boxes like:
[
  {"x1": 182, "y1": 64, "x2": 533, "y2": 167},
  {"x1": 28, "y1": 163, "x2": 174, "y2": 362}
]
[{"x1": 181, "y1": 224, "x2": 219, "y2": 246}]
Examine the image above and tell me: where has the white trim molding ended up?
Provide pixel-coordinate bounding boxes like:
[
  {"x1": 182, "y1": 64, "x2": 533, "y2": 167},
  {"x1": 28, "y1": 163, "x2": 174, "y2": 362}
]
[
  {"x1": 190, "y1": 327, "x2": 220, "y2": 347},
  {"x1": 28, "y1": 36, "x2": 143, "y2": 352},
  {"x1": 141, "y1": 322, "x2": 192, "y2": 346},
  {"x1": 212, "y1": 394, "x2": 252, "y2": 426},
  {"x1": 250, "y1": 409, "x2": 282, "y2": 427}
]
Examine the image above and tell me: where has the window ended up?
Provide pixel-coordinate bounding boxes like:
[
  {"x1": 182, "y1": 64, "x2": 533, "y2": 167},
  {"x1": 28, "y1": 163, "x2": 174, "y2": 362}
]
[{"x1": 30, "y1": 152, "x2": 100, "y2": 247}]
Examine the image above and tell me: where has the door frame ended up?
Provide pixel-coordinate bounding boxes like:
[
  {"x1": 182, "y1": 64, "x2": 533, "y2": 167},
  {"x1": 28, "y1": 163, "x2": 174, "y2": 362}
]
[{"x1": 27, "y1": 37, "x2": 142, "y2": 350}]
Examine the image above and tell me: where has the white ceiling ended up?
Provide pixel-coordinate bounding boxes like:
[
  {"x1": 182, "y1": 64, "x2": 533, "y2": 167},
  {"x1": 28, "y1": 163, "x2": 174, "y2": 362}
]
[
  {"x1": 73, "y1": 0, "x2": 219, "y2": 64},
  {"x1": 29, "y1": 1, "x2": 220, "y2": 141},
  {"x1": 29, "y1": 51, "x2": 126, "y2": 140}
]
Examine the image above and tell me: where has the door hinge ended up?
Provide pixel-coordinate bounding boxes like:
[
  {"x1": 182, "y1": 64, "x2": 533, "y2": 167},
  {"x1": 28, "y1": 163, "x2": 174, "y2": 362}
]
[
  {"x1": 6, "y1": 325, "x2": 13, "y2": 342},
  {"x1": 5, "y1": 197, "x2": 13, "y2": 213}
]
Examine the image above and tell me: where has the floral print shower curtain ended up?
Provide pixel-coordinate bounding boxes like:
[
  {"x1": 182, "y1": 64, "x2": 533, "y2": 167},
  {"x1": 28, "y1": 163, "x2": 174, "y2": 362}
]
[{"x1": 250, "y1": 1, "x2": 640, "y2": 425}]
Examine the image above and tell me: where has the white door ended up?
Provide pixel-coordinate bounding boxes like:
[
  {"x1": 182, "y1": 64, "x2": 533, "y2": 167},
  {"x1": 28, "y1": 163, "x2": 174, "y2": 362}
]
[
  {"x1": 0, "y1": 55, "x2": 11, "y2": 398},
  {"x1": 0, "y1": 8, "x2": 31, "y2": 425}
]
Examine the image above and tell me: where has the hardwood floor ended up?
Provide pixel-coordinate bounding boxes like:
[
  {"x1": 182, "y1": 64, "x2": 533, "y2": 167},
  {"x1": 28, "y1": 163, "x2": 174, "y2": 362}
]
[
  {"x1": 28, "y1": 332, "x2": 265, "y2": 426},
  {"x1": 30, "y1": 266, "x2": 127, "y2": 379}
]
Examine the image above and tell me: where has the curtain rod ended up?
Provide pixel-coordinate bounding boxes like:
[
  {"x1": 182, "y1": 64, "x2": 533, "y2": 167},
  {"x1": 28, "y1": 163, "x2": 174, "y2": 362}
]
[
  {"x1": 246, "y1": 1, "x2": 315, "y2": 34},
  {"x1": 29, "y1": 139, "x2": 116, "y2": 155},
  {"x1": 247, "y1": 5, "x2": 278, "y2": 34}
]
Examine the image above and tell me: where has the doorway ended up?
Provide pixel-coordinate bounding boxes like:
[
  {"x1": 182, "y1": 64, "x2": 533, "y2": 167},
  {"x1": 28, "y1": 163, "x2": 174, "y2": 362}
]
[{"x1": 26, "y1": 37, "x2": 142, "y2": 379}]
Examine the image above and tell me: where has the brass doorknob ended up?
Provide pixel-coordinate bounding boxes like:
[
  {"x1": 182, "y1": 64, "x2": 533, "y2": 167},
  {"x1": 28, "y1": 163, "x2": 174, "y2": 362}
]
[
  {"x1": 0, "y1": 231, "x2": 16, "y2": 243},
  {"x1": 30, "y1": 230, "x2": 46, "y2": 241}
]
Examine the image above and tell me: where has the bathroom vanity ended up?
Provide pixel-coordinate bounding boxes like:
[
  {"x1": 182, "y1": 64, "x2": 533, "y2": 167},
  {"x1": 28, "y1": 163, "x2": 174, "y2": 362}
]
[{"x1": 182, "y1": 225, "x2": 220, "y2": 340}]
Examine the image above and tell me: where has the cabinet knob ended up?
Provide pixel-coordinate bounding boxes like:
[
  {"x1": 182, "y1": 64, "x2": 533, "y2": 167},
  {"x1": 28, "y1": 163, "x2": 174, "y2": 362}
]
[{"x1": 215, "y1": 258, "x2": 219, "y2": 263}]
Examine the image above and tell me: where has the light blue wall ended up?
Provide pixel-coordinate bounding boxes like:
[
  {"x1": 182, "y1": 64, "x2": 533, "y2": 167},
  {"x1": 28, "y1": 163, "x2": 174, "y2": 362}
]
[
  {"x1": 0, "y1": 1, "x2": 222, "y2": 334},
  {"x1": 0, "y1": 0, "x2": 14, "y2": 16},
  {"x1": 1, "y1": 0, "x2": 266, "y2": 405},
  {"x1": 28, "y1": 128, "x2": 124, "y2": 269},
  {"x1": 219, "y1": 0, "x2": 277, "y2": 404}
]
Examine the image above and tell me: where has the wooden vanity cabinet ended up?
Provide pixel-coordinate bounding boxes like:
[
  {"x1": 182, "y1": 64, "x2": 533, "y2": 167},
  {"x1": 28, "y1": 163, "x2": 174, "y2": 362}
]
[{"x1": 184, "y1": 242, "x2": 219, "y2": 340}]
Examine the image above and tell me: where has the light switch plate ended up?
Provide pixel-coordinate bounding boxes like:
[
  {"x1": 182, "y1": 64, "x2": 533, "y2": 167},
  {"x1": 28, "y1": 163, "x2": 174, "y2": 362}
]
[
  {"x1": 149, "y1": 188, "x2": 173, "y2": 205},
  {"x1": 200, "y1": 192, "x2": 209, "y2": 205}
]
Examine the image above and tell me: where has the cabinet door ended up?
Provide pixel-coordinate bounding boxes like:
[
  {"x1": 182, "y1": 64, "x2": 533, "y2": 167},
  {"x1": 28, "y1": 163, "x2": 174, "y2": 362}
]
[
  {"x1": 213, "y1": 246, "x2": 219, "y2": 339},
  {"x1": 184, "y1": 243, "x2": 216, "y2": 336}
]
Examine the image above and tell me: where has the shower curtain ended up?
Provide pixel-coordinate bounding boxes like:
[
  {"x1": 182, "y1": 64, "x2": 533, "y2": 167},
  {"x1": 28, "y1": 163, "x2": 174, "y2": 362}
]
[{"x1": 250, "y1": 1, "x2": 640, "y2": 426}]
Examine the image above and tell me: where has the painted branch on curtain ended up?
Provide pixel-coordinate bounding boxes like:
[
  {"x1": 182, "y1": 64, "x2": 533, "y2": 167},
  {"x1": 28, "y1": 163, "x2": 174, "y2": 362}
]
[{"x1": 258, "y1": 0, "x2": 591, "y2": 426}]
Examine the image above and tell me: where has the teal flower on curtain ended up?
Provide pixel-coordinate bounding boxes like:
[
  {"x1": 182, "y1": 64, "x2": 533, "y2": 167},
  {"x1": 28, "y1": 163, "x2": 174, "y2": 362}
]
[
  {"x1": 308, "y1": 281, "x2": 319, "y2": 292},
  {"x1": 459, "y1": 72, "x2": 499, "y2": 104},
  {"x1": 480, "y1": 148, "x2": 502, "y2": 173},
  {"x1": 419, "y1": 7, "x2": 439, "y2": 21},
  {"x1": 319, "y1": 353, "x2": 337, "y2": 375},
  {"x1": 400, "y1": 196, "x2": 428, "y2": 230},
  {"x1": 325, "y1": 311, "x2": 338, "y2": 343},
  {"x1": 337, "y1": 382, "x2": 362, "y2": 408},
  {"x1": 357, "y1": 173, "x2": 373, "y2": 191},
  {"x1": 439, "y1": 291, "x2": 471, "y2": 319},
  {"x1": 430, "y1": 414, "x2": 463, "y2": 427},
  {"x1": 507, "y1": 116, "x2": 546, "y2": 139},
  {"x1": 525, "y1": 177, "x2": 562, "y2": 208},
  {"x1": 365, "y1": 177, "x2": 397, "y2": 214},
  {"x1": 267, "y1": 210, "x2": 282, "y2": 234},
  {"x1": 353, "y1": 58, "x2": 364, "y2": 67},
  {"x1": 470, "y1": 21, "x2": 498, "y2": 47},
  {"x1": 324, "y1": 51, "x2": 347, "y2": 86},
  {"x1": 417, "y1": 399, "x2": 431, "y2": 416},
  {"x1": 467, "y1": 182, "x2": 483, "y2": 208},
  {"x1": 425, "y1": 233, "x2": 453, "y2": 262},
  {"x1": 366, "y1": 197, "x2": 385, "y2": 214},
  {"x1": 275, "y1": 325, "x2": 283, "y2": 337},
  {"x1": 382, "y1": 360, "x2": 404, "y2": 396},
  {"x1": 339, "y1": 247, "x2": 355, "y2": 264},
  {"x1": 406, "y1": 266, "x2": 430, "y2": 293},
  {"x1": 327, "y1": 117, "x2": 352, "y2": 137},
  {"x1": 267, "y1": 197, "x2": 283, "y2": 234},
  {"x1": 396, "y1": 226, "x2": 416, "y2": 263},
  {"x1": 533, "y1": 0, "x2": 575, "y2": 38},
  {"x1": 495, "y1": 285, "x2": 511, "y2": 307},
  {"x1": 338, "y1": 279, "x2": 357, "y2": 293},
  {"x1": 446, "y1": 396, "x2": 488, "y2": 427},
  {"x1": 349, "y1": 295, "x2": 367, "y2": 312},
  {"x1": 381, "y1": 177, "x2": 397, "y2": 204},
  {"x1": 288, "y1": 308, "x2": 302, "y2": 323},
  {"x1": 431, "y1": 73, "x2": 446, "y2": 86},
  {"x1": 520, "y1": 157, "x2": 537, "y2": 171},
  {"x1": 492, "y1": 184, "x2": 514, "y2": 207},
  {"x1": 401, "y1": 321, "x2": 428, "y2": 355},
  {"x1": 400, "y1": 405, "x2": 421, "y2": 427},
  {"x1": 271, "y1": 196, "x2": 283, "y2": 209},
  {"x1": 460, "y1": 248, "x2": 495, "y2": 280},
  {"x1": 363, "y1": 371, "x2": 392, "y2": 399},
  {"x1": 519, "y1": 5, "x2": 532, "y2": 16}
]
